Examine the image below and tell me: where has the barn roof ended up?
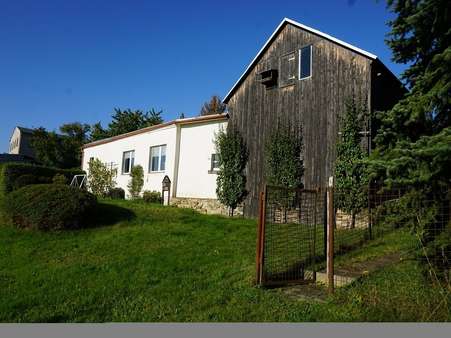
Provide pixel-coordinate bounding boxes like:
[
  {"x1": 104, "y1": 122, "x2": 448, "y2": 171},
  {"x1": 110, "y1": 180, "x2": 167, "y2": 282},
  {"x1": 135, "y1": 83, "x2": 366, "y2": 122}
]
[{"x1": 223, "y1": 18, "x2": 378, "y2": 103}]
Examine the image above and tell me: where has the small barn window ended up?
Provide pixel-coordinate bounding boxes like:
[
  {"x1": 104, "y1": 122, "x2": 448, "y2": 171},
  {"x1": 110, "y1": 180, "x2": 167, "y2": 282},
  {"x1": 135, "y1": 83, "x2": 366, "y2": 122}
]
[
  {"x1": 122, "y1": 150, "x2": 135, "y2": 174},
  {"x1": 149, "y1": 145, "x2": 166, "y2": 172},
  {"x1": 279, "y1": 51, "x2": 297, "y2": 86},
  {"x1": 299, "y1": 45, "x2": 312, "y2": 79}
]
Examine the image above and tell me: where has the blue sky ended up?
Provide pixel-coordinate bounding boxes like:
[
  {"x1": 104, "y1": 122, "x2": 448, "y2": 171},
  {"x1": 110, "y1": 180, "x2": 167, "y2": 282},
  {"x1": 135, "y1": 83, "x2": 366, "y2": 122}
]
[{"x1": 0, "y1": 0, "x2": 406, "y2": 152}]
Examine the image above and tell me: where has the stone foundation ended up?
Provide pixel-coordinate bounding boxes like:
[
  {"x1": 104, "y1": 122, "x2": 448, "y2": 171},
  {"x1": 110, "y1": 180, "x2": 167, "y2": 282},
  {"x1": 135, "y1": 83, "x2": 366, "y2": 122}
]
[
  {"x1": 335, "y1": 209, "x2": 369, "y2": 229},
  {"x1": 170, "y1": 197, "x2": 243, "y2": 217}
]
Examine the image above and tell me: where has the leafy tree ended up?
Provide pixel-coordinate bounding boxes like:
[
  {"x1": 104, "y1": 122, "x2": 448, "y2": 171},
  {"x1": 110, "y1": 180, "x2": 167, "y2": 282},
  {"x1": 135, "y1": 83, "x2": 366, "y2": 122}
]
[
  {"x1": 265, "y1": 122, "x2": 304, "y2": 189},
  {"x1": 200, "y1": 95, "x2": 227, "y2": 116},
  {"x1": 179, "y1": 112, "x2": 185, "y2": 119},
  {"x1": 215, "y1": 125, "x2": 248, "y2": 216},
  {"x1": 127, "y1": 165, "x2": 144, "y2": 199},
  {"x1": 31, "y1": 123, "x2": 90, "y2": 169},
  {"x1": 59, "y1": 123, "x2": 91, "y2": 168},
  {"x1": 87, "y1": 158, "x2": 117, "y2": 197},
  {"x1": 108, "y1": 108, "x2": 163, "y2": 137},
  {"x1": 90, "y1": 122, "x2": 109, "y2": 142},
  {"x1": 334, "y1": 97, "x2": 369, "y2": 229}
]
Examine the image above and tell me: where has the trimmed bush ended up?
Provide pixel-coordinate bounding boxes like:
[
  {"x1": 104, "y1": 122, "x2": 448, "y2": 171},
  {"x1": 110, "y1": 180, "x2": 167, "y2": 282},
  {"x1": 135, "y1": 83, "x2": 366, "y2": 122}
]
[
  {"x1": 52, "y1": 173, "x2": 68, "y2": 185},
  {"x1": 0, "y1": 163, "x2": 83, "y2": 197},
  {"x1": 4, "y1": 184, "x2": 96, "y2": 230},
  {"x1": 143, "y1": 190, "x2": 161, "y2": 204},
  {"x1": 106, "y1": 187, "x2": 125, "y2": 199}
]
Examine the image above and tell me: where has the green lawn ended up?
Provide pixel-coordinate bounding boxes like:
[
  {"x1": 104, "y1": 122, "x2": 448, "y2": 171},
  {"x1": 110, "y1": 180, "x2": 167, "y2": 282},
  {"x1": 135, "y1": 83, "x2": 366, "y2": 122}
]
[{"x1": 0, "y1": 200, "x2": 449, "y2": 322}]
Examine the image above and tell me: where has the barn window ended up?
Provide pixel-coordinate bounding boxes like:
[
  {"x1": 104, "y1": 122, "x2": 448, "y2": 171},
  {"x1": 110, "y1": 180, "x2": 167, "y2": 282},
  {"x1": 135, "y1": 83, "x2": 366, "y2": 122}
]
[
  {"x1": 279, "y1": 51, "x2": 297, "y2": 86},
  {"x1": 122, "y1": 150, "x2": 135, "y2": 174},
  {"x1": 299, "y1": 45, "x2": 312, "y2": 79},
  {"x1": 149, "y1": 145, "x2": 166, "y2": 172}
]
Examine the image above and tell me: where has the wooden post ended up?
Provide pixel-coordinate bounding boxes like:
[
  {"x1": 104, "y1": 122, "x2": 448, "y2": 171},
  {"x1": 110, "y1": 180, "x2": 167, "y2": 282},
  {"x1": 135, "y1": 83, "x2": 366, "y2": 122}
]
[{"x1": 327, "y1": 184, "x2": 335, "y2": 293}]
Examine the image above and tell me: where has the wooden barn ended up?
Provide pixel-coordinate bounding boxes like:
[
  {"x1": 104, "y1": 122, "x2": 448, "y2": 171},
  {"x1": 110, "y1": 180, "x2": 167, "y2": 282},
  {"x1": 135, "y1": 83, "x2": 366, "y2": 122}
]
[{"x1": 223, "y1": 18, "x2": 405, "y2": 217}]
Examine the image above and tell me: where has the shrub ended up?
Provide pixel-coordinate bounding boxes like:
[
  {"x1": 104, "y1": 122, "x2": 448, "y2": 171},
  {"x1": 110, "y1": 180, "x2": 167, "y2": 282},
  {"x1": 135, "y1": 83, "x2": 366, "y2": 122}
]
[
  {"x1": 143, "y1": 190, "x2": 161, "y2": 204},
  {"x1": 128, "y1": 165, "x2": 144, "y2": 199},
  {"x1": 4, "y1": 184, "x2": 97, "y2": 231},
  {"x1": 52, "y1": 173, "x2": 68, "y2": 185},
  {"x1": 106, "y1": 187, "x2": 125, "y2": 199},
  {"x1": 215, "y1": 125, "x2": 248, "y2": 216},
  {"x1": 0, "y1": 163, "x2": 83, "y2": 196},
  {"x1": 87, "y1": 158, "x2": 117, "y2": 197}
]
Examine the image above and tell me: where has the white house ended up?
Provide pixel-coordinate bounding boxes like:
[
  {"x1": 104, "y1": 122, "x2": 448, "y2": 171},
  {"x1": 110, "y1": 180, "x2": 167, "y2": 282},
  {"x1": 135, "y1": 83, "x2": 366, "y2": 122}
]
[{"x1": 82, "y1": 113, "x2": 232, "y2": 214}]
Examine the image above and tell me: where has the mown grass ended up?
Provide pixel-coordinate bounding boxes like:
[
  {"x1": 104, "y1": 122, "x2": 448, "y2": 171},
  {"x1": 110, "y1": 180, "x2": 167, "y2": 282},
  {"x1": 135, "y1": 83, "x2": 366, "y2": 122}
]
[{"x1": 0, "y1": 200, "x2": 449, "y2": 322}]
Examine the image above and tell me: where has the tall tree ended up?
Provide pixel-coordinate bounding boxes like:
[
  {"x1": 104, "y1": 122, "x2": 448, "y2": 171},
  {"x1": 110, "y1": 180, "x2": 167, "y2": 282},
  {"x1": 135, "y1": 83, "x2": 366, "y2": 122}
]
[
  {"x1": 106, "y1": 108, "x2": 163, "y2": 137},
  {"x1": 31, "y1": 123, "x2": 90, "y2": 169},
  {"x1": 265, "y1": 122, "x2": 304, "y2": 189},
  {"x1": 334, "y1": 97, "x2": 369, "y2": 229},
  {"x1": 215, "y1": 125, "x2": 248, "y2": 216},
  {"x1": 90, "y1": 122, "x2": 109, "y2": 142},
  {"x1": 200, "y1": 95, "x2": 227, "y2": 116}
]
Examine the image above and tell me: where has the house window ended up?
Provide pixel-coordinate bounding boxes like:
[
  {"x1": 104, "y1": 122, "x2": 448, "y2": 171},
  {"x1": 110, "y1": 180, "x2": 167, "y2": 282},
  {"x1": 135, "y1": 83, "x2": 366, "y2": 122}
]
[
  {"x1": 122, "y1": 150, "x2": 135, "y2": 174},
  {"x1": 149, "y1": 145, "x2": 166, "y2": 172},
  {"x1": 209, "y1": 154, "x2": 220, "y2": 173},
  {"x1": 279, "y1": 51, "x2": 297, "y2": 86},
  {"x1": 299, "y1": 45, "x2": 312, "y2": 79}
]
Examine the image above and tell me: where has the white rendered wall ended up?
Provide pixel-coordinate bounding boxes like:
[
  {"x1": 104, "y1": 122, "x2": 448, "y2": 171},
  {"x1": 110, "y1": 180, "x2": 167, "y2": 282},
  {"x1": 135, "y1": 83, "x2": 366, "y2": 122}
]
[
  {"x1": 175, "y1": 120, "x2": 227, "y2": 199},
  {"x1": 82, "y1": 125, "x2": 177, "y2": 198}
]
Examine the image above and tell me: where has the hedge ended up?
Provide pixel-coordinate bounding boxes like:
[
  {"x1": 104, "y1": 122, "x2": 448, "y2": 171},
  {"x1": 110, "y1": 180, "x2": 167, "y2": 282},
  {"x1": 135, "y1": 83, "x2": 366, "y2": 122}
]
[
  {"x1": 4, "y1": 184, "x2": 97, "y2": 230},
  {"x1": 0, "y1": 163, "x2": 84, "y2": 198}
]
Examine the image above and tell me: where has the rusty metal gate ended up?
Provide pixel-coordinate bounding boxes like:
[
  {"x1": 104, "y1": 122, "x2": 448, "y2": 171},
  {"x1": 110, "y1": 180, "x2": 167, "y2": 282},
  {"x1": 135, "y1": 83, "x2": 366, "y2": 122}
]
[{"x1": 256, "y1": 185, "x2": 326, "y2": 286}]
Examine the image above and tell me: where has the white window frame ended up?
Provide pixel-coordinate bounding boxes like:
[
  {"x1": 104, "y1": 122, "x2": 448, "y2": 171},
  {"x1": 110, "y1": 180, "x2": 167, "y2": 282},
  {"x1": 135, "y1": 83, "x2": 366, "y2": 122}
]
[
  {"x1": 149, "y1": 144, "x2": 167, "y2": 173},
  {"x1": 299, "y1": 45, "x2": 312, "y2": 80},
  {"x1": 122, "y1": 150, "x2": 135, "y2": 174},
  {"x1": 209, "y1": 153, "x2": 220, "y2": 174}
]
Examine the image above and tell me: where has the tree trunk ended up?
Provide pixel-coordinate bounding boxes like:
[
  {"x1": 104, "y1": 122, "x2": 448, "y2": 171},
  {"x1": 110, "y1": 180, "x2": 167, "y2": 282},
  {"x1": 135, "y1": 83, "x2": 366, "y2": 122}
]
[{"x1": 351, "y1": 211, "x2": 356, "y2": 229}]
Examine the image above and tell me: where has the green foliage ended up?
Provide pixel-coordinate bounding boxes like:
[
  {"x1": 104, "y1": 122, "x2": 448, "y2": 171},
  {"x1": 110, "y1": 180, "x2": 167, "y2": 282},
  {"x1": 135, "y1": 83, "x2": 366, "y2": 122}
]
[
  {"x1": 0, "y1": 163, "x2": 83, "y2": 197},
  {"x1": 106, "y1": 187, "x2": 125, "y2": 200},
  {"x1": 215, "y1": 125, "x2": 248, "y2": 215},
  {"x1": 265, "y1": 122, "x2": 303, "y2": 189},
  {"x1": 52, "y1": 173, "x2": 68, "y2": 185},
  {"x1": 368, "y1": 0, "x2": 450, "y2": 277},
  {"x1": 142, "y1": 190, "x2": 162, "y2": 204},
  {"x1": 200, "y1": 95, "x2": 226, "y2": 116},
  {"x1": 334, "y1": 97, "x2": 369, "y2": 228},
  {"x1": 87, "y1": 158, "x2": 117, "y2": 197},
  {"x1": 4, "y1": 184, "x2": 97, "y2": 230},
  {"x1": 89, "y1": 108, "x2": 163, "y2": 141},
  {"x1": 127, "y1": 165, "x2": 144, "y2": 199},
  {"x1": 31, "y1": 123, "x2": 91, "y2": 169}
]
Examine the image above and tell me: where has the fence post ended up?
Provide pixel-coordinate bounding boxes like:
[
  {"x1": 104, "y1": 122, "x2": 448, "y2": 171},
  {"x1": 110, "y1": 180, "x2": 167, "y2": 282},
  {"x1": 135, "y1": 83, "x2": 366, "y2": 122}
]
[
  {"x1": 256, "y1": 187, "x2": 266, "y2": 285},
  {"x1": 327, "y1": 185, "x2": 335, "y2": 293}
]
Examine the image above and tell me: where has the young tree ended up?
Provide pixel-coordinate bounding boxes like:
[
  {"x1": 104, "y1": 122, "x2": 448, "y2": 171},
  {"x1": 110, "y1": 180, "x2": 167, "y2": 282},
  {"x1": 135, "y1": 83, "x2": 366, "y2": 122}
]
[
  {"x1": 200, "y1": 95, "x2": 227, "y2": 116},
  {"x1": 215, "y1": 125, "x2": 248, "y2": 216},
  {"x1": 334, "y1": 97, "x2": 369, "y2": 229},
  {"x1": 265, "y1": 122, "x2": 304, "y2": 189},
  {"x1": 127, "y1": 165, "x2": 144, "y2": 199},
  {"x1": 87, "y1": 158, "x2": 117, "y2": 197}
]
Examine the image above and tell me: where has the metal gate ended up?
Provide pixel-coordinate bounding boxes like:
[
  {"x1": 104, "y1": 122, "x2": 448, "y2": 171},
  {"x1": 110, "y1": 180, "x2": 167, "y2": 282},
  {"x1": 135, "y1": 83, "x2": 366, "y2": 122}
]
[{"x1": 256, "y1": 185, "x2": 325, "y2": 286}]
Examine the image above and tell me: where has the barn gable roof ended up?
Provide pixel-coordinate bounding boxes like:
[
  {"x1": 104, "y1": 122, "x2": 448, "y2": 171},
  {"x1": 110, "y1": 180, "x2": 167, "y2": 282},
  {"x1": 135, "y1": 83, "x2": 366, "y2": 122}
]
[{"x1": 223, "y1": 18, "x2": 378, "y2": 103}]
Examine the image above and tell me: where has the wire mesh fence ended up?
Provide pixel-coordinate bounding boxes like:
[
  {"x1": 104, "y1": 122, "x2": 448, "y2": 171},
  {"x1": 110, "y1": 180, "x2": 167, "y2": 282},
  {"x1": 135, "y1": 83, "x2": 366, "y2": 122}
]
[
  {"x1": 257, "y1": 183, "x2": 451, "y2": 290},
  {"x1": 256, "y1": 186, "x2": 325, "y2": 286}
]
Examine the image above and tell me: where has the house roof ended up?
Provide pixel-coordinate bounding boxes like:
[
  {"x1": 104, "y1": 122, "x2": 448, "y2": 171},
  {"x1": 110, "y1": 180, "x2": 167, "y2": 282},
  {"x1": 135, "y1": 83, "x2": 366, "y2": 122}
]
[
  {"x1": 16, "y1": 126, "x2": 35, "y2": 134},
  {"x1": 82, "y1": 113, "x2": 228, "y2": 149},
  {"x1": 223, "y1": 18, "x2": 378, "y2": 103}
]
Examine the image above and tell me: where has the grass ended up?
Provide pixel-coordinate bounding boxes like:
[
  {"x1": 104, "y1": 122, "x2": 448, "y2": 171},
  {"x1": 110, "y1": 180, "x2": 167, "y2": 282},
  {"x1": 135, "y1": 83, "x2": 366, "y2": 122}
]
[{"x1": 0, "y1": 200, "x2": 449, "y2": 322}]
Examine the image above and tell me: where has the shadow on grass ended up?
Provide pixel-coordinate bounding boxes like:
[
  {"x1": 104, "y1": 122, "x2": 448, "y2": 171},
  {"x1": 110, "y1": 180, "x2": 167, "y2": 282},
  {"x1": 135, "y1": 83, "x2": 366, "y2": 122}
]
[{"x1": 85, "y1": 202, "x2": 136, "y2": 228}]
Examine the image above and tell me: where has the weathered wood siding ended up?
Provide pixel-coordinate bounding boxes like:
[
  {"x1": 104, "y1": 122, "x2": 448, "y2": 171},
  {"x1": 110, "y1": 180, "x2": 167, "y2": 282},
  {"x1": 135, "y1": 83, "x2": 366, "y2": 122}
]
[{"x1": 226, "y1": 23, "x2": 373, "y2": 217}]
